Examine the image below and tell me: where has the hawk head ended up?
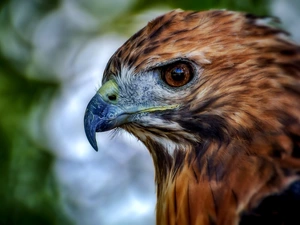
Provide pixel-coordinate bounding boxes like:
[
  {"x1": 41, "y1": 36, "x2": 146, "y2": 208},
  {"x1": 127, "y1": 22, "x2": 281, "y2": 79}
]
[{"x1": 84, "y1": 9, "x2": 300, "y2": 225}]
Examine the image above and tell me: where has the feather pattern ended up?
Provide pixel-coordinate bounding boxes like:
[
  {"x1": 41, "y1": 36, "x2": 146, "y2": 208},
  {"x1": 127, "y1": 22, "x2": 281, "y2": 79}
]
[{"x1": 100, "y1": 10, "x2": 300, "y2": 225}]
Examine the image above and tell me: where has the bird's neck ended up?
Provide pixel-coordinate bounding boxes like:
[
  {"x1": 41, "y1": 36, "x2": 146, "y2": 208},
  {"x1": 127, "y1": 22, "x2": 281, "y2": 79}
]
[{"x1": 146, "y1": 138, "x2": 297, "y2": 225}]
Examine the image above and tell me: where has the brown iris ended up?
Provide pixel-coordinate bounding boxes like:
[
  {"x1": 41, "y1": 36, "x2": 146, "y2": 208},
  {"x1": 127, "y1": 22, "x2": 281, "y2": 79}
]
[{"x1": 163, "y1": 63, "x2": 192, "y2": 87}]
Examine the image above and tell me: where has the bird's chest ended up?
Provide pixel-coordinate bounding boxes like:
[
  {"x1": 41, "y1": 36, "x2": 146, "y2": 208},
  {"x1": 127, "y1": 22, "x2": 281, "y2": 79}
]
[
  {"x1": 156, "y1": 165, "x2": 239, "y2": 225},
  {"x1": 155, "y1": 154, "x2": 291, "y2": 225}
]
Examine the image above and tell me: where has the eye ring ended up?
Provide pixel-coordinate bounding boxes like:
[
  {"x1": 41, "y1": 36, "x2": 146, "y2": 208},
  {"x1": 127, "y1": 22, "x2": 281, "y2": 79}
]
[{"x1": 162, "y1": 62, "x2": 193, "y2": 87}]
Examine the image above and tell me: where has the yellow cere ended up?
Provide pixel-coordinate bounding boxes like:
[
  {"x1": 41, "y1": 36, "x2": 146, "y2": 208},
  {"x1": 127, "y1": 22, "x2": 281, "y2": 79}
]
[{"x1": 98, "y1": 80, "x2": 119, "y2": 101}]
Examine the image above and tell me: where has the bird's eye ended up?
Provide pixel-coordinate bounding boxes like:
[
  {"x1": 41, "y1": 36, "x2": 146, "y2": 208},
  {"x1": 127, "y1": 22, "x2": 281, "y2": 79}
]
[{"x1": 162, "y1": 63, "x2": 193, "y2": 87}]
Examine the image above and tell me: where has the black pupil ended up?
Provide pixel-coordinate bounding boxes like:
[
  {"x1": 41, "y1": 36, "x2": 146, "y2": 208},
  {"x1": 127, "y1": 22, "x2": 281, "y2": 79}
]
[{"x1": 171, "y1": 67, "x2": 185, "y2": 81}]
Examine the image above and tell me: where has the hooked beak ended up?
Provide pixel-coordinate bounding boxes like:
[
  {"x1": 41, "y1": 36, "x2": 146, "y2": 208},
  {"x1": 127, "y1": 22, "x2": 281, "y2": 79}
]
[
  {"x1": 84, "y1": 93, "x2": 127, "y2": 151},
  {"x1": 84, "y1": 79, "x2": 179, "y2": 151}
]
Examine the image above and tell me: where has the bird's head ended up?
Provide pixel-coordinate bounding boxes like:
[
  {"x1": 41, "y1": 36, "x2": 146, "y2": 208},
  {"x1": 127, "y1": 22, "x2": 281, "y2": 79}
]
[
  {"x1": 84, "y1": 10, "x2": 300, "y2": 156},
  {"x1": 84, "y1": 10, "x2": 300, "y2": 223}
]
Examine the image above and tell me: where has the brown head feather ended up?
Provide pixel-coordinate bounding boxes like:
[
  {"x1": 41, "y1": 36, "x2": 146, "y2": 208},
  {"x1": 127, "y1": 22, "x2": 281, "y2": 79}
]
[{"x1": 101, "y1": 10, "x2": 300, "y2": 225}]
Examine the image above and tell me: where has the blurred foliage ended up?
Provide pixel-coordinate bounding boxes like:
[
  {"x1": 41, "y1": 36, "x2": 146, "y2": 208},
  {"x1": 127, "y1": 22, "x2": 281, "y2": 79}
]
[
  {"x1": 0, "y1": 0, "x2": 270, "y2": 224},
  {"x1": 131, "y1": 0, "x2": 270, "y2": 13},
  {"x1": 0, "y1": 0, "x2": 9, "y2": 10},
  {"x1": 0, "y1": 56, "x2": 71, "y2": 224}
]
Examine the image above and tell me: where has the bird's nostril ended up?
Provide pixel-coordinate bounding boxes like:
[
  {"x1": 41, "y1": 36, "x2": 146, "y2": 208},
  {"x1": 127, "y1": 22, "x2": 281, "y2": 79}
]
[{"x1": 108, "y1": 94, "x2": 117, "y2": 101}]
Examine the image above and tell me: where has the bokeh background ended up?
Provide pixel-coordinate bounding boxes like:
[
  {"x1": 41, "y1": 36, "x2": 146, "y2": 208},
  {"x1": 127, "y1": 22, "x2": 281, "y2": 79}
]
[{"x1": 0, "y1": 0, "x2": 299, "y2": 224}]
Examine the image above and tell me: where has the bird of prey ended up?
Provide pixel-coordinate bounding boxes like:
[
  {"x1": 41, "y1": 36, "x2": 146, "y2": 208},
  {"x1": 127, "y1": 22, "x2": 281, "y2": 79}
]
[{"x1": 84, "y1": 9, "x2": 300, "y2": 225}]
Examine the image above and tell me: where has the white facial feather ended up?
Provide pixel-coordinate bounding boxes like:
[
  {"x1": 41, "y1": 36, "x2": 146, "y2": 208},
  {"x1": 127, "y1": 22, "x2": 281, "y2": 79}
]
[{"x1": 114, "y1": 65, "x2": 200, "y2": 154}]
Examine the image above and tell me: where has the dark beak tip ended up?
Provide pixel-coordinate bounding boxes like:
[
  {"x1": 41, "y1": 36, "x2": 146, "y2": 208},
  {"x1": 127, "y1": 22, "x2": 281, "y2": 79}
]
[
  {"x1": 84, "y1": 107, "x2": 100, "y2": 152},
  {"x1": 92, "y1": 143, "x2": 99, "y2": 152}
]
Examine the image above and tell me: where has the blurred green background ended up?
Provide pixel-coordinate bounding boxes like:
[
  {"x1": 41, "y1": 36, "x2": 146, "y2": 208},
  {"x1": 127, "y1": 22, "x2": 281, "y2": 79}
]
[{"x1": 0, "y1": 0, "x2": 299, "y2": 224}]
